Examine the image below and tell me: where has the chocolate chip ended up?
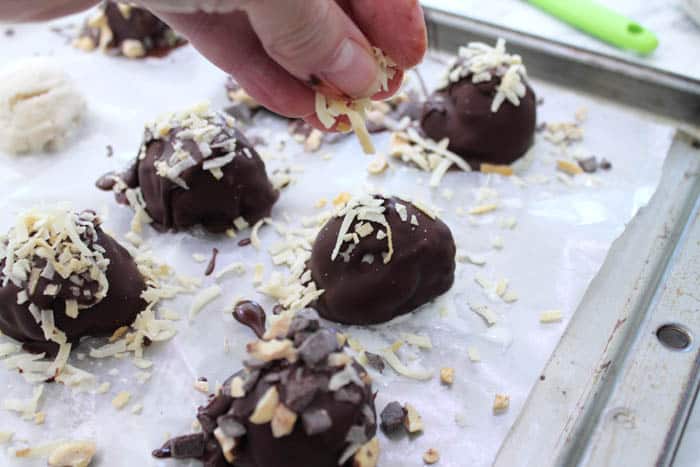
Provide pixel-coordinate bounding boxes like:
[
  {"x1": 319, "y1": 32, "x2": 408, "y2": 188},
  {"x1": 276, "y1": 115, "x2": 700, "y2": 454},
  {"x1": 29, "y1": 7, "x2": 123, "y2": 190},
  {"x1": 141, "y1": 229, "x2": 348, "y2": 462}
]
[
  {"x1": 380, "y1": 401, "x2": 406, "y2": 433},
  {"x1": 216, "y1": 414, "x2": 247, "y2": 438},
  {"x1": 599, "y1": 159, "x2": 612, "y2": 170},
  {"x1": 167, "y1": 433, "x2": 206, "y2": 459},
  {"x1": 302, "y1": 408, "x2": 333, "y2": 435},
  {"x1": 334, "y1": 386, "x2": 362, "y2": 405},
  {"x1": 577, "y1": 156, "x2": 598, "y2": 173},
  {"x1": 364, "y1": 352, "x2": 385, "y2": 373},
  {"x1": 298, "y1": 329, "x2": 339, "y2": 366},
  {"x1": 284, "y1": 372, "x2": 321, "y2": 412}
]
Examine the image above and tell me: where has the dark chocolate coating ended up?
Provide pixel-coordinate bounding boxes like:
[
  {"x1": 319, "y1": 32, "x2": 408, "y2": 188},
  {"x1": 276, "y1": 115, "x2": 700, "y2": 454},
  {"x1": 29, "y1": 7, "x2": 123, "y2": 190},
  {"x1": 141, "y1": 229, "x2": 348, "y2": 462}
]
[
  {"x1": 0, "y1": 227, "x2": 146, "y2": 356},
  {"x1": 78, "y1": 1, "x2": 182, "y2": 56},
  {"x1": 421, "y1": 76, "x2": 537, "y2": 168},
  {"x1": 309, "y1": 196, "x2": 456, "y2": 325},
  {"x1": 98, "y1": 117, "x2": 279, "y2": 234},
  {"x1": 155, "y1": 309, "x2": 377, "y2": 467}
]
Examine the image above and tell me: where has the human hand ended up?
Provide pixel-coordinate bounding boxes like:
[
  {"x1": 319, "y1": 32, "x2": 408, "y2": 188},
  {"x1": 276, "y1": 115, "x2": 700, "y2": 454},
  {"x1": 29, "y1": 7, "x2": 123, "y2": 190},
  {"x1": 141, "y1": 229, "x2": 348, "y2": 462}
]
[{"x1": 152, "y1": 0, "x2": 428, "y2": 129}]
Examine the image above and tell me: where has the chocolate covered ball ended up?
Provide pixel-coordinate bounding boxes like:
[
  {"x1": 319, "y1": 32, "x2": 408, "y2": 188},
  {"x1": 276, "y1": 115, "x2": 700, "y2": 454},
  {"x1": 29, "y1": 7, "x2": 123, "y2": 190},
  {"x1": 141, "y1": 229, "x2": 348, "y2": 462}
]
[
  {"x1": 74, "y1": 1, "x2": 183, "y2": 58},
  {"x1": 154, "y1": 308, "x2": 379, "y2": 467},
  {"x1": 0, "y1": 208, "x2": 147, "y2": 355},
  {"x1": 97, "y1": 104, "x2": 279, "y2": 233},
  {"x1": 421, "y1": 39, "x2": 537, "y2": 168},
  {"x1": 309, "y1": 195, "x2": 456, "y2": 325}
]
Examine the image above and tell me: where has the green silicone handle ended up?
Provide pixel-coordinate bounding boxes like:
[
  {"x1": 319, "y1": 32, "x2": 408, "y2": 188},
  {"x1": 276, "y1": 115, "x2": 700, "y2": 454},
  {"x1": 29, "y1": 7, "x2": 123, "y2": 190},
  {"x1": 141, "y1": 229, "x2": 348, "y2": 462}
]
[{"x1": 528, "y1": 0, "x2": 659, "y2": 55}]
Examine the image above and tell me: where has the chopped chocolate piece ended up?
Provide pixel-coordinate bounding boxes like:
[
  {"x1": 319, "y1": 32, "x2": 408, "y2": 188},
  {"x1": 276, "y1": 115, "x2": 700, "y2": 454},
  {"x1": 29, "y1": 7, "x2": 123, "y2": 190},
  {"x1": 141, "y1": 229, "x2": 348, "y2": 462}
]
[
  {"x1": 298, "y1": 329, "x2": 339, "y2": 366},
  {"x1": 204, "y1": 248, "x2": 219, "y2": 276},
  {"x1": 599, "y1": 158, "x2": 612, "y2": 170},
  {"x1": 380, "y1": 401, "x2": 406, "y2": 433},
  {"x1": 233, "y1": 300, "x2": 266, "y2": 338},
  {"x1": 216, "y1": 414, "x2": 246, "y2": 438},
  {"x1": 284, "y1": 372, "x2": 322, "y2": 412},
  {"x1": 0, "y1": 208, "x2": 146, "y2": 356},
  {"x1": 302, "y1": 408, "x2": 333, "y2": 435},
  {"x1": 421, "y1": 40, "x2": 536, "y2": 168},
  {"x1": 577, "y1": 157, "x2": 598, "y2": 173},
  {"x1": 364, "y1": 352, "x2": 385, "y2": 373},
  {"x1": 96, "y1": 104, "x2": 279, "y2": 233},
  {"x1": 309, "y1": 195, "x2": 455, "y2": 325},
  {"x1": 238, "y1": 238, "x2": 252, "y2": 247},
  {"x1": 154, "y1": 303, "x2": 376, "y2": 467},
  {"x1": 692, "y1": 139, "x2": 700, "y2": 149},
  {"x1": 334, "y1": 386, "x2": 363, "y2": 404},
  {"x1": 287, "y1": 308, "x2": 321, "y2": 336},
  {"x1": 272, "y1": 304, "x2": 285, "y2": 315},
  {"x1": 4, "y1": 28, "x2": 14, "y2": 37},
  {"x1": 105, "y1": 144, "x2": 114, "y2": 158}
]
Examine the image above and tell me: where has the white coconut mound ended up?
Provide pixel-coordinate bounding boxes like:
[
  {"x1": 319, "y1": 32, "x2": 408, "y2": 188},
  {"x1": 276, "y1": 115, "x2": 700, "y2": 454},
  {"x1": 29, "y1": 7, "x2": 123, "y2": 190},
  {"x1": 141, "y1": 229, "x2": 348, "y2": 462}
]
[{"x1": 0, "y1": 57, "x2": 86, "y2": 154}]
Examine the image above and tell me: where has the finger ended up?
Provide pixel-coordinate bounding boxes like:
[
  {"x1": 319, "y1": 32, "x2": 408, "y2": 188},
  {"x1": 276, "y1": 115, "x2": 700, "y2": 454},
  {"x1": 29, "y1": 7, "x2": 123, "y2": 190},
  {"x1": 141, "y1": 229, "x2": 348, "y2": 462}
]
[
  {"x1": 156, "y1": 10, "x2": 315, "y2": 119},
  {"x1": 347, "y1": 0, "x2": 427, "y2": 69},
  {"x1": 243, "y1": 0, "x2": 381, "y2": 100},
  {"x1": 0, "y1": 0, "x2": 97, "y2": 22}
]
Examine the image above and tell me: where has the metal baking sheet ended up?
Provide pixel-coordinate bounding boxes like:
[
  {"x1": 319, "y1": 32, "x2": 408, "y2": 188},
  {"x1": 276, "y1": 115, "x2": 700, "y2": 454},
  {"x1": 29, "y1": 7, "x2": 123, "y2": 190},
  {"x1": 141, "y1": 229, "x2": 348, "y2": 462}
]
[{"x1": 0, "y1": 7, "x2": 696, "y2": 467}]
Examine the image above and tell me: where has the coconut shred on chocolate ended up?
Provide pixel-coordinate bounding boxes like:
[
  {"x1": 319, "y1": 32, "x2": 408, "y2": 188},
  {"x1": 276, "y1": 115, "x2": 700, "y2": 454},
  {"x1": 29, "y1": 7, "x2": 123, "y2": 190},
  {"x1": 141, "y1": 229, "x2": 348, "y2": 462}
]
[
  {"x1": 0, "y1": 208, "x2": 146, "y2": 355},
  {"x1": 97, "y1": 103, "x2": 279, "y2": 233},
  {"x1": 421, "y1": 39, "x2": 537, "y2": 168},
  {"x1": 308, "y1": 195, "x2": 456, "y2": 325},
  {"x1": 73, "y1": 1, "x2": 183, "y2": 58},
  {"x1": 153, "y1": 308, "x2": 380, "y2": 467}
]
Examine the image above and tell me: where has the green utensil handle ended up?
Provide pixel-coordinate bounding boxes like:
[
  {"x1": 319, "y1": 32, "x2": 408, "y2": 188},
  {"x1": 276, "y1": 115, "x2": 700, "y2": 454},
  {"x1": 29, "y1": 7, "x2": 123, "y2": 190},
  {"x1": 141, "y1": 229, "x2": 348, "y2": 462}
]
[{"x1": 528, "y1": 0, "x2": 659, "y2": 55}]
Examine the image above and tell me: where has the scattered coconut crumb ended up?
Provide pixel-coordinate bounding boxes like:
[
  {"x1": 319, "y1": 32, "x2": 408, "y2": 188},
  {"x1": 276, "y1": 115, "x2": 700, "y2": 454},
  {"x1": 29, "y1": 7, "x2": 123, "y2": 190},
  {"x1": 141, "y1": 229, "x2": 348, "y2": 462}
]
[
  {"x1": 403, "y1": 403, "x2": 424, "y2": 433},
  {"x1": 96, "y1": 382, "x2": 110, "y2": 394},
  {"x1": 382, "y1": 348, "x2": 433, "y2": 381},
  {"x1": 367, "y1": 155, "x2": 389, "y2": 175},
  {"x1": 440, "y1": 367, "x2": 454, "y2": 386},
  {"x1": 0, "y1": 431, "x2": 13, "y2": 444},
  {"x1": 557, "y1": 159, "x2": 583, "y2": 176},
  {"x1": 467, "y1": 346, "x2": 481, "y2": 362},
  {"x1": 469, "y1": 203, "x2": 498, "y2": 215},
  {"x1": 423, "y1": 448, "x2": 440, "y2": 464},
  {"x1": 112, "y1": 391, "x2": 130, "y2": 410},
  {"x1": 34, "y1": 412, "x2": 46, "y2": 425},
  {"x1": 491, "y1": 236, "x2": 504, "y2": 250},
  {"x1": 192, "y1": 253, "x2": 208, "y2": 263},
  {"x1": 470, "y1": 303, "x2": 498, "y2": 326},
  {"x1": 47, "y1": 440, "x2": 96, "y2": 467},
  {"x1": 131, "y1": 403, "x2": 143, "y2": 415},
  {"x1": 493, "y1": 394, "x2": 510, "y2": 414},
  {"x1": 540, "y1": 310, "x2": 563, "y2": 323},
  {"x1": 315, "y1": 198, "x2": 328, "y2": 209},
  {"x1": 253, "y1": 263, "x2": 265, "y2": 285},
  {"x1": 401, "y1": 332, "x2": 432, "y2": 349}
]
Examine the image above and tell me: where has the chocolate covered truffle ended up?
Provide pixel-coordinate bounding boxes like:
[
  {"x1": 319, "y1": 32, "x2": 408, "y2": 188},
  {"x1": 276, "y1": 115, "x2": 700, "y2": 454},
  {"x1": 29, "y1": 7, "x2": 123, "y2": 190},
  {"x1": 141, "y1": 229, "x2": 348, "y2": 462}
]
[
  {"x1": 0, "y1": 208, "x2": 147, "y2": 355},
  {"x1": 309, "y1": 195, "x2": 456, "y2": 325},
  {"x1": 154, "y1": 308, "x2": 379, "y2": 467},
  {"x1": 74, "y1": 1, "x2": 182, "y2": 58},
  {"x1": 421, "y1": 39, "x2": 537, "y2": 168},
  {"x1": 97, "y1": 104, "x2": 279, "y2": 233}
]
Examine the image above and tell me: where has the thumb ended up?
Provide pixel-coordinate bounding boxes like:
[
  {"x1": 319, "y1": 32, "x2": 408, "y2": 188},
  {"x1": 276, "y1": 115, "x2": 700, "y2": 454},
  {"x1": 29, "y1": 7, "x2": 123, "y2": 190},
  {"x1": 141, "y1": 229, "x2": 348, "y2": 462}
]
[{"x1": 243, "y1": 0, "x2": 381, "y2": 99}]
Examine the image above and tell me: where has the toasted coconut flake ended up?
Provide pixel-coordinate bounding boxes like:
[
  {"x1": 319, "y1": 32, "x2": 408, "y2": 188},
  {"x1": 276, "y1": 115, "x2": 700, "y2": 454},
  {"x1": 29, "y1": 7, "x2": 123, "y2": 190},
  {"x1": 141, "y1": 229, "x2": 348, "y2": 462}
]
[
  {"x1": 468, "y1": 203, "x2": 499, "y2": 215},
  {"x1": 46, "y1": 440, "x2": 97, "y2": 467},
  {"x1": 540, "y1": 310, "x2": 563, "y2": 323},
  {"x1": 213, "y1": 427, "x2": 236, "y2": 463},
  {"x1": 250, "y1": 218, "x2": 267, "y2": 250},
  {"x1": 352, "y1": 437, "x2": 380, "y2": 467},
  {"x1": 271, "y1": 403, "x2": 297, "y2": 438},
  {"x1": 2, "y1": 384, "x2": 44, "y2": 420},
  {"x1": 247, "y1": 339, "x2": 297, "y2": 363},
  {"x1": 382, "y1": 349, "x2": 433, "y2": 381},
  {"x1": 470, "y1": 303, "x2": 498, "y2": 326},
  {"x1": 557, "y1": 159, "x2": 583, "y2": 176},
  {"x1": 229, "y1": 376, "x2": 245, "y2": 398},
  {"x1": 111, "y1": 391, "x2": 130, "y2": 410},
  {"x1": 400, "y1": 333, "x2": 432, "y2": 349},
  {"x1": 189, "y1": 285, "x2": 222, "y2": 319},
  {"x1": 481, "y1": 163, "x2": 514, "y2": 176},
  {"x1": 249, "y1": 386, "x2": 279, "y2": 424}
]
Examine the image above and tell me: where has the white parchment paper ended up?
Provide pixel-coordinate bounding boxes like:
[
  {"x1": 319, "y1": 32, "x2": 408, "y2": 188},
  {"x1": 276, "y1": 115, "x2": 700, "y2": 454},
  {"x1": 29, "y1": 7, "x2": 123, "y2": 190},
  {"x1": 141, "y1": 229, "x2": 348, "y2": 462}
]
[{"x1": 0, "y1": 12, "x2": 677, "y2": 467}]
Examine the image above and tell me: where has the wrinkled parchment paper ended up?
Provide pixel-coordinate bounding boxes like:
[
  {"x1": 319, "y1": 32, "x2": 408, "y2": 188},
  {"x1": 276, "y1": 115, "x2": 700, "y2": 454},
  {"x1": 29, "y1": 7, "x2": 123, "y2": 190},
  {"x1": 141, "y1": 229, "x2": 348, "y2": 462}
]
[{"x1": 0, "y1": 12, "x2": 676, "y2": 467}]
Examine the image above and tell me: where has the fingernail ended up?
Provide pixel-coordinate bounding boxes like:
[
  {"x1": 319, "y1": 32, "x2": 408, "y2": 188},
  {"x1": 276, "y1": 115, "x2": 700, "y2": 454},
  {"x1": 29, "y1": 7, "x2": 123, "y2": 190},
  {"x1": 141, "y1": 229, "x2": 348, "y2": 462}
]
[{"x1": 322, "y1": 38, "x2": 379, "y2": 98}]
